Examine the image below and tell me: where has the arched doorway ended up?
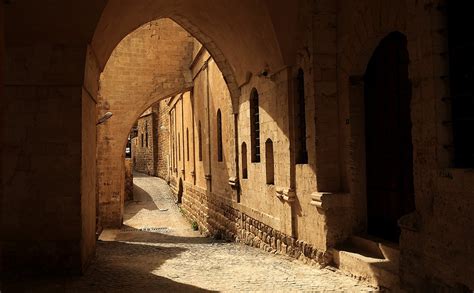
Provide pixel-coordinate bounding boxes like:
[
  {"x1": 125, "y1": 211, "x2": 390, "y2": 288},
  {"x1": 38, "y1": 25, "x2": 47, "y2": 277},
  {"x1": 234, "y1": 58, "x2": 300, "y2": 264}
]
[{"x1": 364, "y1": 32, "x2": 415, "y2": 243}]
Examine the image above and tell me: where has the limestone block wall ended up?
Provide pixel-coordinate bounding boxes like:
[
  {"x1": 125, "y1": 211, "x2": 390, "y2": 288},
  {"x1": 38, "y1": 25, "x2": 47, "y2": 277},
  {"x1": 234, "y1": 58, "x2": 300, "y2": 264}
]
[
  {"x1": 154, "y1": 99, "x2": 171, "y2": 180},
  {"x1": 1, "y1": 0, "x2": 107, "y2": 273},
  {"x1": 167, "y1": 43, "x2": 329, "y2": 265},
  {"x1": 2, "y1": 41, "x2": 95, "y2": 274},
  {"x1": 334, "y1": 0, "x2": 474, "y2": 290},
  {"x1": 237, "y1": 72, "x2": 293, "y2": 237},
  {"x1": 164, "y1": 2, "x2": 474, "y2": 290},
  {"x1": 132, "y1": 113, "x2": 155, "y2": 175}
]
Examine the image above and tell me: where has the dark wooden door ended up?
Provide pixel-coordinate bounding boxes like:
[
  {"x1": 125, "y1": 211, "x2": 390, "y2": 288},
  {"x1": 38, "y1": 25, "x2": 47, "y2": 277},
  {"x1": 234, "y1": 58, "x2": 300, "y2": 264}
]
[{"x1": 364, "y1": 32, "x2": 415, "y2": 243}]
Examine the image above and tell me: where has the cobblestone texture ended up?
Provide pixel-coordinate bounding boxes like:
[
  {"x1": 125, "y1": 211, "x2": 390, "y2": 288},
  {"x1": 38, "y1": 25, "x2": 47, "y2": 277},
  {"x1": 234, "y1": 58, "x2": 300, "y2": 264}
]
[{"x1": 1, "y1": 173, "x2": 375, "y2": 292}]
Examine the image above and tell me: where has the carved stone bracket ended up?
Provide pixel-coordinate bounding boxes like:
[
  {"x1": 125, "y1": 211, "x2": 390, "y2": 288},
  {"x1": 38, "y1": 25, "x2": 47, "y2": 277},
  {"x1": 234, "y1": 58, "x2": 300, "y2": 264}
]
[
  {"x1": 310, "y1": 192, "x2": 351, "y2": 211},
  {"x1": 228, "y1": 176, "x2": 239, "y2": 189},
  {"x1": 398, "y1": 211, "x2": 421, "y2": 232},
  {"x1": 275, "y1": 187, "x2": 296, "y2": 203},
  {"x1": 205, "y1": 174, "x2": 212, "y2": 181}
]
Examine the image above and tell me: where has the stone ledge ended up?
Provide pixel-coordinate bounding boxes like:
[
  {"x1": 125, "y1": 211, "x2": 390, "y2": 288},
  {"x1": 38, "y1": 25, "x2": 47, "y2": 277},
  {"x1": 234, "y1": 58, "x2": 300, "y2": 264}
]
[
  {"x1": 275, "y1": 187, "x2": 296, "y2": 203},
  {"x1": 228, "y1": 176, "x2": 238, "y2": 188},
  {"x1": 310, "y1": 192, "x2": 351, "y2": 211}
]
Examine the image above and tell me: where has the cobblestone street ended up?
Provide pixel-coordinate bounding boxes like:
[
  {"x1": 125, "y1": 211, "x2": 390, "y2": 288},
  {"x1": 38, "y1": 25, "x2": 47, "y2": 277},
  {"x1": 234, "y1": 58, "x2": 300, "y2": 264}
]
[{"x1": 2, "y1": 173, "x2": 375, "y2": 292}]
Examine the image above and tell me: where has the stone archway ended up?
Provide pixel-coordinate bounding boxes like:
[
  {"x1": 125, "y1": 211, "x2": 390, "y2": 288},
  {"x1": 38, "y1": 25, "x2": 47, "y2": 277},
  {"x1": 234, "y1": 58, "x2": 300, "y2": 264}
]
[
  {"x1": 96, "y1": 19, "x2": 197, "y2": 227},
  {"x1": 84, "y1": 0, "x2": 301, "y2": 232},
  {"x1": 1, "y1": 0, "x2": 297, "y2": 275}
]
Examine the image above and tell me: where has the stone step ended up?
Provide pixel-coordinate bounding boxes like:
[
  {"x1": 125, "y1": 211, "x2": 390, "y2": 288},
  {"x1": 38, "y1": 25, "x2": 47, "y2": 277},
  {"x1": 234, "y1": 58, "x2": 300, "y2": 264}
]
[{"x1": 331, "y1": 236, "x2": 401, "y2": 290}]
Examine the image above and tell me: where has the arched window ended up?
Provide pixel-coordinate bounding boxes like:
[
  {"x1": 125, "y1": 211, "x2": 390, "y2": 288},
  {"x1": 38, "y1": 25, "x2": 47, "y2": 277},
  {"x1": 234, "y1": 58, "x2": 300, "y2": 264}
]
[
  {"x1": 265, "y1": 139, "x2": 274, "y2": 184},
  {"x1": 145, "y1": 121, "x2": 149, "y2": 148},
  {"x1": 250, "y1": 88, "x2": 260, "y2": 162},
  {"x1": 241, "y1": 142, "x2": 248, "y2": 179},
  {"x1": 186, "y1": 128, "x2": 190, "y2": 161},
  {"x1": 217, "y1": 109, "x2": 223, "y2": 162},
  {"x1": 295, "y1": 68, "x2": 308, "y2": 164},
  {"x1": 178, "y1": 133, "x2": 181, "y2": 161},
  {"x1": 198, "y1": 121, "x2": 203, "y2": 161}
]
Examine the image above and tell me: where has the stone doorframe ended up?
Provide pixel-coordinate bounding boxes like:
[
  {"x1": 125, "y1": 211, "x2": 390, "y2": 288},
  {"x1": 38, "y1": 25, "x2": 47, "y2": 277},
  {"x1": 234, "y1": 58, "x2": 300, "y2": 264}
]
[{"x1": 347, "y1": 75, "x2": 368, "y2": 234}]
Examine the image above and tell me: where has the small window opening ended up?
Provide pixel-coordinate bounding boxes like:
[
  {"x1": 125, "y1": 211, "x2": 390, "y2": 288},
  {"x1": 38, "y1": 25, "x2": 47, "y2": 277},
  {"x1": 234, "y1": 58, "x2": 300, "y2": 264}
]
[
  {"x1": 250, "y1": 89, "x2": 260, "y2": 162},
  {"x1": 217, "y1": 109, "x2": 223, "y2": 162},
  {"x1": 265, "y1": 139, "x2": 274, "y2": 184}
]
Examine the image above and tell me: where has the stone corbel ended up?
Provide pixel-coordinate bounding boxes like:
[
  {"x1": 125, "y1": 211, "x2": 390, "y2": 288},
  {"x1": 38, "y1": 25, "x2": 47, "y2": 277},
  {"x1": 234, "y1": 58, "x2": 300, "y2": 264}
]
[
  {"x1": 205, "y1": 174, "x2": 212, "y2": 181},
  {"x1": 275, "y1": 187, "x2": 296, "y2": 203},
  {"x1": 398, "y1": 211, "x2": 421, "y2": 232},
  {"x1": 228, "y1": 177, "x2": 239, "y2": 188},
  {"x1": 310, "y1": 192, "x2": 351, "y2": 211},
  {"x1": 181, "y1": 169, "x2": 185, "y2": 175},
  {"x1": 191, "y1": 170, "x2": 195, "y2": 178}
]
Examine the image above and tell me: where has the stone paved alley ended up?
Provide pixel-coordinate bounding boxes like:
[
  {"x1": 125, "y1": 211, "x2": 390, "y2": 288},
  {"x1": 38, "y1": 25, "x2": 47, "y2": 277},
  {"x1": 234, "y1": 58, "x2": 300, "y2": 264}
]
[{"x1": 2, "y1": 173, "x2": 375, "y2": 292}]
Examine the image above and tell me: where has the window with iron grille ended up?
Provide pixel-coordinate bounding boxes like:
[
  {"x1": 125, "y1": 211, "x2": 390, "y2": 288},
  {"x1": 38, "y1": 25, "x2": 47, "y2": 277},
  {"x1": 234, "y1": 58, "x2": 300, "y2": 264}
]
[
  {"x1": 295, "y1": 69, "x2": 308, "y2": 164},
  {"x1": 198, "y1": 121, "x2": 203, "y2": 161},
  {"x1": 241, "y1": 142, "x2": 248, "y2": 179},
  {"x1": 250, "y1": 89, "x2": 260, "y2": 163},
  {"x1": 217, "y1": 109, "x2": 223, "y2": 162}
]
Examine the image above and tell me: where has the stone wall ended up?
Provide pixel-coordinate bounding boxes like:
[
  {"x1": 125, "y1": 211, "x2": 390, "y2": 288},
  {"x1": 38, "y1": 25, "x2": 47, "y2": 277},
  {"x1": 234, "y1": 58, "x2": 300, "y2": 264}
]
[
  {"x1": 163, "y1": 2, "x2": 474, "y2": 290},
  {"x1": 4, "y1": 1, "x2": 470, "y2": 289},
  {"x1": 132, "y1": 112, "x2": 155, "y2": 175},
  {"x1": 154, "y1": 99, "x2": 171, "y2": 180},
  {"x1": 181, "y1": 183, "x2": 331, "y2": 266}
]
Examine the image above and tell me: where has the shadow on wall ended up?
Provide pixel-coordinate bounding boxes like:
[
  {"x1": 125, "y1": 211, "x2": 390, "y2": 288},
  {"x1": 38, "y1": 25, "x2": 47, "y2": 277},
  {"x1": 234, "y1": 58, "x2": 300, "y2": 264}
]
[{"x1": 0, "y1": 241, "x2": 215, "y2": 292}]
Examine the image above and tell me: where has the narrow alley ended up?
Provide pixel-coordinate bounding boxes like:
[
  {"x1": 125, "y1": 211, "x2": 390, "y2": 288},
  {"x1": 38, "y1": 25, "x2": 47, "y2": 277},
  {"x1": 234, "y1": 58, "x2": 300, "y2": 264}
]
[
  {"x1": 4, "y1": 173, "x2": 373, "y2": 292},
  {"x1": 3, "y1": 2, "x2": 474, "y2": 291}
]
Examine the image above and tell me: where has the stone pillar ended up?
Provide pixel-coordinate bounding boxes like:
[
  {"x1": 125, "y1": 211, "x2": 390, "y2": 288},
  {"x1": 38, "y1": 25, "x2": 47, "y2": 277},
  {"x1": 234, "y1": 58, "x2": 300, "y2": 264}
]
[{"x1": 1, "y1": 40, "x2": 97, "y2": 274}]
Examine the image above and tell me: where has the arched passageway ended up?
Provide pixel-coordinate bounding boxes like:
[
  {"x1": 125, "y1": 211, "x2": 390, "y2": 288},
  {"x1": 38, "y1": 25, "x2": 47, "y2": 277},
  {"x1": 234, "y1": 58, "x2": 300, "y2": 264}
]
[
  {"x1": 96, "y1": 19, "x2": 197, "y2": 227},
  {"x1": 4, "y1": 1, "x2": 474, "y2": 291},
  {"x1": 96, "y1": 18, "x2": 237, "y2": 229},
  {"x1": 364, "y1": 32, "x2": 414, "y2": 242}
]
